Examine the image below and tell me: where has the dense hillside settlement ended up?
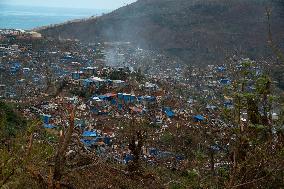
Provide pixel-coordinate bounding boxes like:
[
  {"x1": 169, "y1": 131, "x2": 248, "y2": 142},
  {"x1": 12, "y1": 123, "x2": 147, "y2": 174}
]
[{"x1": 0, "y1": 28, "x2": 284, "y2": 188}]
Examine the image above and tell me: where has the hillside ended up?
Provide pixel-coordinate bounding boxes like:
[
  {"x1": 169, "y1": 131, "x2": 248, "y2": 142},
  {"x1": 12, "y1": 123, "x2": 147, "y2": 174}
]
[
  {"x1": 39, "y1": 0, "x2": 284, "y2": 64},
  {"x1": 0, "y1": 101, "x2": 26, "y2": 139}
]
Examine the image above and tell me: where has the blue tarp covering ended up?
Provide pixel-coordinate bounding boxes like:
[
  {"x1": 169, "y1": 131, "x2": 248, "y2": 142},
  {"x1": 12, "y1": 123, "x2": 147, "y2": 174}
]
[
  {"x1": 43, "y1": 114, "x2": 51, "y2": 124},
  {"x1": 80, "y1": 139, "x2": 96, "y2": 147},
  {"x1": 99, "y1": 95, "x2": 108, "y2": 100},
  {"x1": 194, "y1": 115, "x2": 205, "y2": 122},
  {"x1": 33, "y1": 77, "x2": 40, "y2": 82},
  {"x1": 124, "y1": 154, "x2": 134, "y2": 164},
  {"x1": 118, "y1": 93, "x2": 123, "y2": 99},
  {"x1": 10, "y1": 67, "x2": 18, "y2": 74},
  {"x1": 164, "y1": 107, "x2": 175, "y2": 118},
  {"x1": 11, "y1": 62, "x2": 21, "y2": 69},
  {"x1": 157, "y1": 151, "x2": 174, "y2": 159},
  {"x1": 62, "y1": 55, "x2": 74, "y2": 61},
  {"x1": 217, "y1": 66, "x2": 226, "y2": 72},
  {"x1": 72, "y1": 72, "x2": 80, "y2": 80},
  {"x1": 149, "y1": 148, "x2": 158, "y2": 156},
  {"x1": 83, "y1": 79, "x2": 93, "y2": 87},
  {"x1": 111, "y1": 99, "x2": 117, "y2": 105},
  {"x1": 130, "y1": 95, "x2": 136, "y2": 103},
  {"x1": 82, "y1": 131, "x2": 97, "y2": 137},
  {"x1": 137, "y1": 96, "x2": 143, "y2": 102},
  {"x1": 144, "y1": 96, "x2": 156, "y2": 102},
  {"x1": 123, "y1": 94, "x2": 131, "y2": 103},
  {"x1": 210, "y1": 145, "x2": 221, "y2": 152},
  {"x1": 118, "y1": 104, "x2": 123, "y2": 110},
  {"x1": 104, "y1": 137, "x2": 111, "y2": 145},
  {"x1": 220, "y1": 79, "x2": 231, "y2": 85},
  {"x1": 106, "y1": 79, "x2": 113, "y2": 84},
  {"x1": 81, "y1": 137, "x2": 107, "y2": 147},
  {"x1": 44, "y1": 124, "x2": 56, "y2": 129}
]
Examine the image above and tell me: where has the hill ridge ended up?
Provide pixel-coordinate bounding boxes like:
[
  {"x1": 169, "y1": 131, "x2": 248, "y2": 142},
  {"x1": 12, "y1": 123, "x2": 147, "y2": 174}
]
[{"x1": 39, "y1": 0, "x2": 284, "y2": 64}]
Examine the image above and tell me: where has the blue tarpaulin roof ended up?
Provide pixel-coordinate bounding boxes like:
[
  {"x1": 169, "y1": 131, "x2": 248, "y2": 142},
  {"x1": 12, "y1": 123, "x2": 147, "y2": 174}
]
[
  {"x1": 210, "y1": 145, "x2": 221, "y2": 152},
  {"x1": 118, "y1": 104, "x2": 123, "y2": 110},
  {"x1": 44, "y1": 124, "x2": 56, "y2": 129},
  {"x1": 144, "y1": 96, "x2": 156, "y2": 102},
  {"x1": 194, "y1": 115, "x2": 205, "y2": 121},
  {"x1": 42, "y1": 114, "x2": 51, "y2": 124},
  {"x1": 83, "y1": 79, "x2": 93, "y2": 83},
  {"x1": 99, "y1": 95, "x2": 108, "y2": 100},
  {"x1": 104, "y1": 137, "x2": 111, "y2": 145},
  {"x1": 217, "y1": 66, "x2": 226, "y2": 72},
  {"x1": 149, "y1": 148, "x2": 158, "y2": 156},
  {"x1": 164, "y1": 107, "x2": 175, "y2": 118},
  {"x1": 80, "y1": 139, "x2": 96, "y2": 147},
  {"x1": 220, "y1": 79, "x2": 231, "y2": 85},
  {"x1": 124, "y1": 154, "x2": 134, "y2": 164},
  {"x1": 118, "y1": 93, "x2": 123, "y2": 99},
  {"x1": 82, "y1": 131, "x2": 97, "y2": 137},
  {"x1": 81, "y1": 137, "x2": 105, "y2": 147},
  {"x1": 137, "y1": 96, "x2": 143, "y2": 101}
]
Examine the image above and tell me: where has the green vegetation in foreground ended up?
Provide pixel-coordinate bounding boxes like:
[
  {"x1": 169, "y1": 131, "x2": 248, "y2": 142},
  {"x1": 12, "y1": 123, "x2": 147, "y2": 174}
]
[{"x1": 0, "y1": 101, "x2": 27, "y2": 140}]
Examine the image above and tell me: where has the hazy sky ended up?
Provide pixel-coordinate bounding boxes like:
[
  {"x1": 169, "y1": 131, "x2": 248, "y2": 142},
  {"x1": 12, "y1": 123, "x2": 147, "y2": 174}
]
[{"x1": 1, "y1": 0, "x2": 137, "y2": 10}]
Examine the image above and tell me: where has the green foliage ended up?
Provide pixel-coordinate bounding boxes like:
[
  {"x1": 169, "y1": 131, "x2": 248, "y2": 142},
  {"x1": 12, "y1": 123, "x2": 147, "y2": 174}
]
[
  {"x1": 109, "y1": 70, "x2": 129, "y2": 81},
  {"x1": 217, "y1": 166, "x2": 229, "y2": 179},
  {"x1": 271, "y1": 66, "x2": 284, "y2": 90},
  {"x1": 221, "y1": 108, "x2": 233, "y2": 122},
  {"x1": 169, "y1": 182, "x2": 186, "y2": 189},
  {"x1": 0, "y1": 101, "x2": 27, "y2": 139},
  {"x1": 160, "y1": 132, "x2": 174, "y2": 145},
  {"x1": 0, "y1": 102, "x2": 56, "y2": 188},
  {"x1": 279, "y1": 147, "x2": 284, "y2": 158},
  {"x1": 0, "y1": 123, "x2": 54, "y2": 188},
  {"x1": 194, "y1": 150, "x2": 206, "y2": 161},
  {"x1": 220, "y1": 60, "x2": 284, "y2": 188},
  {"x1": 256, "y1": 75, "x2": 271, "y2": 94},
  {"x1": 185, "y1": 169, "x2": 199, "y2": 180}
]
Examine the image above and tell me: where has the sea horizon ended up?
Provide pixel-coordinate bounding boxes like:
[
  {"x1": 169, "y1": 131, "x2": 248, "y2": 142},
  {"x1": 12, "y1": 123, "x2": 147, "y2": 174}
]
[{"x1": 0, "y1": 3, "x2": 110, "y2": 30}]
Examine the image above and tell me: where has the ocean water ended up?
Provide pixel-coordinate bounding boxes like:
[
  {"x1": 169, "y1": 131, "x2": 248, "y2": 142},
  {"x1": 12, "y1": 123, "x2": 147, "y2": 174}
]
[{"x1": 0, "y1": 3, "x2": 109, "y2": 30}]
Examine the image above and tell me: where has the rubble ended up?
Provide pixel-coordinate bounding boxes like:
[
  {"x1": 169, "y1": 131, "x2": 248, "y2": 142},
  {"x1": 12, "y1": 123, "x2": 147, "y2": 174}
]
[{"x1": 1, "y1": 33, "x2": 281, "y2": 170}]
